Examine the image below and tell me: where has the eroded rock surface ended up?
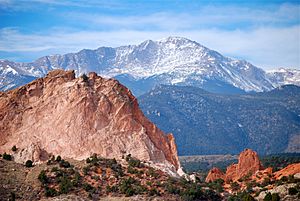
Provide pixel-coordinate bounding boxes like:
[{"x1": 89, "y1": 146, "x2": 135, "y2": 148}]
[
  {"x1": 205, "y1": 167, "x2": 225, "y2": 183},
  {"x1": 0, "y1": 70, "x2": 180, "y2": 173}
]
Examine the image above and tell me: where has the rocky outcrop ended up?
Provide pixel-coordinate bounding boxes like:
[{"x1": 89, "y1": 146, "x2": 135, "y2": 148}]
[
  {"x1": 256, "y1": 183, "x2": 298, "y2": 201},
  {"x1": 225, "y1": 149, "x2": 263, "y2": 182},
  {"x1": 226, "y1": 149, "x2": 262, "y2": 181},
  {"x1": 0, "y1": 70, "x2": 180, "y2": 174},
  {"x1": 205, "y1": 149, "x2": 263, "y2": 183},
  {"x1": 273, "y1": 163, "x2": 300, "y2": 180},
  {"x1": 252, "y1": 167, "x2": 273, "y2": 183},
  {"x1": 205, "y1": 167, "x2": 225, "y2": 183}
]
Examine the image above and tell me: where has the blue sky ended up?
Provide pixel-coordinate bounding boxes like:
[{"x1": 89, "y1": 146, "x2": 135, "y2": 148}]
[{"x1": 0, "y1": 0, "x2": 299, "y2": 70}]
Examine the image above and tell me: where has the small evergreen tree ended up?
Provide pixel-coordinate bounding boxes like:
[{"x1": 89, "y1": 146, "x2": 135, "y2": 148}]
[
  {"x1": 38, "y1": 170, "x2": 48, "y2": 184},
  {"x1": 81, "y1": 74, "x2": 89, "y2": 82},
  {"x1": 59, "y1": 176, "x2": 73, "y2": 194},
  {"x1": 25, "y1": 160, "x2": 33, "y2": 167},
  {"x1": 264, "y1": 192, "x2": 272, "y2": 201},
  {"x1": 271, "y1": 193, "x2": 280, "y2": 201},
  {"x1": 56, "y1": 155, "x2": 61, "y2": 162},
  {"x1": 3, "y1": 152, "x2": 12, "y2": 161},
  {"x1": 11, "y1": 145, "x2": 17, "y2": 152},
  {"x1": 288, "y1": 187, "x2": 298, "y2": 195}
]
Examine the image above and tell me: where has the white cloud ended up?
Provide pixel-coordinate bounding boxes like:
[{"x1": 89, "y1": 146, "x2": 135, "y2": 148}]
[
  {"x1": 64, "y1": 3, "x2": 300, "y2": 31},
  {"x1": 0, "y1": 26, "x2": 299, "y2": 69},
  {"x1": 0, "y1": 2, "x2": 299, "y2": 69}
]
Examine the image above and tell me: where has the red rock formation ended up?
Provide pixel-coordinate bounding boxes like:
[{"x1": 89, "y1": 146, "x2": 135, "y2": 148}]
[
  {"x1": 273, "y1": 163, "x2": 300, "y2": 180},
  {"x1": 225, "y1": 149, "x2": 263, "y2": 182},
  {"x1": 206, "y1": 149, "x2": 263, "y2": 183},
  {"x1": 237, "y1": 149, "x2": 262, "y2": 179},
  {"x1": 225, "y1": 164, "x2": 238, "y2": 183},
  {"x1": 205, "y1": 167, "x2": 225, "y2": 183},
  {"x1": 252, "y1": 167, "x2": 273, "y2": 183},
  {"x1": 0, "y1": 70, "x2": 180, "y2": 173}
]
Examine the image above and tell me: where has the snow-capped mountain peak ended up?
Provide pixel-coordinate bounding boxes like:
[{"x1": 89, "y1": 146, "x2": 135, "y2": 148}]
[{"x1": 0, "y1": 36, "x2": 298, "y2": 95}]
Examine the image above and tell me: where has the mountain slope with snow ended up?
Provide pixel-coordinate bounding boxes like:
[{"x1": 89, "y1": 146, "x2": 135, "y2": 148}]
[
  {"x1": 0, "y1": 37, "x2": 298, "y2": 94},
  {"x1": 267, "y1": 68, "x2": 300, "y2": 87}
]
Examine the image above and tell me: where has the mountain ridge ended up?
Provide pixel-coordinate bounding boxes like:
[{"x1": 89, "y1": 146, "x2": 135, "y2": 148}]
[
  {"x1": 1, "y1": 36, "x2": 298, "y2": 95},
  {"x1": 139, "y1": 84, "x2": 300, "y2": 155}
]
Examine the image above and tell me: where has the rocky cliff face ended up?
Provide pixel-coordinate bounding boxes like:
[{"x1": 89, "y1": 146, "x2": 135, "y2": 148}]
[{"x1": 0, "y1": 70, "x2": 180, "y2": 174}]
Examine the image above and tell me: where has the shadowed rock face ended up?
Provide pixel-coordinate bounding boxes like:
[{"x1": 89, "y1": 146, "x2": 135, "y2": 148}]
[
  {"x1": 205, "y1": 167, "x2": 225, "y2": 183},
  {"x1": 0, "y1": 70, "x2": 180, "y2": 173}
]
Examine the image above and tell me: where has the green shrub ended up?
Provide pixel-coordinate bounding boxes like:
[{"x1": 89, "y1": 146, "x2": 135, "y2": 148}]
[
  {"x1": 59, "y1": 160, "x2": 71, "y2": 168},
  {"x1": 11, "y1": 145, "x2": 17, "y2": 152},
  {"x1": 25, "y1": 160, "x2": 33, "y2": 167},
  {"x1": 230, "y1": 182, "x2": 240, "y2": 191},
  {"x1": 288, "y1": 187, "x2": 298, "y2": 195},
  {"x1": 51, "y1": 167, "x2": 59, "y2": 172},
  {"x1": 10, "y1": 192, "x2": 16, "y2": 201},
  {"x1": 83, "y1": 183, "x2": 94, "y2": 192},
  {"x1": 203, "y1": 189, "x2": 221, "y2": 201},
  {"x1": 280, "y1": 176, "x2": 288, "y2": 182},
  {"x1": 56, "y1": 155, "x2": 61, "y2": 162},
  {"x1": 146, "y1": 167, "x2": 159, "y2": 178},
  {"x1": 271, "y1": 193, "x2": 280, "y2": 201},
  {"x1": 125, "y1": 154, "x2": 131, "y2": 162},
  {"x1": 72, "y1": 171, "x2": 81, "y2": 187},
  {"x1": 106, "y1": 185, "x2": 118, "y2": 193},
  {"x1": 288, "y1": 175, "x2": 295, "y2": 183},
  {"x1": 127, "y1": 166, "x2": 138, "y2": 174},
  {"x1": 83, "y1": 166, "x2": 89, "y2": 175},
  {"x1": 228, "y1": 192, "x2": 254, "y2": 201},
  {"x1": 166, "y1": 183, "x2": 180, "y2": 194},
  {"x1": 149, "y1": 188, "x2": 160, "y2": 196},
  {"x1": 38, "y1": 170, "x2": 48, "y2": 184},
  {"x1": 264, "y1": 192, "x2": 272, "y2": 201},
  {"x1": 208, "y1": 179, "x2": 224, "y2": 193},
  {"x1": 119, "y1": 177, "x2": 143, "y2": 196},
  {"x1": 180, "y1": 184, "x2": 203, "y2": 201},
  {"x1": 3, "y1": 152, "x2": 12, "y2": 161},
  {"x1": 112, "y1": 163, "x2": 124, "y2": 177},
  {"x1": 44, "y1": 186, "x2": 57, "y2": 197},
  {"x1": 243, "y1": 193, "x2": 255, "y2": 201},
  {"x1": 59, "y1": 176, "x2": 73, "y2": 194},
  {"x1": 125, "y1": 187, "x2": 135, "y2": 197}
]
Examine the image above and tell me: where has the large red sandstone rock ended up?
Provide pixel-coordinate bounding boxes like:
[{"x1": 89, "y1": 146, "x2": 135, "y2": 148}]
[
  {"x1": 205, "y1": 149, "x2": 263, "y2": 183},
  {"x1": 0, "y1": 70, "x2": 180, "y2": 173},
  {"x1": 225, "y1": 149, "x2": 263, "y2": 182},
  {"x1": 273, "y1": 163, "x2": 300, "y2": 179},
  {"x1": 205, "y1": 167, "x2": 225, "y2": 183}
]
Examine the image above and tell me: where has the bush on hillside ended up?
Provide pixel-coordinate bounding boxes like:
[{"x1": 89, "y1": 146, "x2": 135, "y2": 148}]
[{"x1": 25, "y1": 160, "x2": 33, "y2": 167}]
